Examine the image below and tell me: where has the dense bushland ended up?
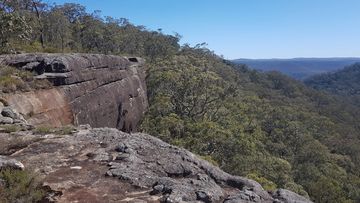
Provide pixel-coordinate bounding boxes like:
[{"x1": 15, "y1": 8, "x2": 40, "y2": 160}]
[
  {"x1": 141, "y1": 48, "x2": 360, "y2": 202},
  {"x1": 305, "y1": 63, "x2": 360, "y2": 106}
]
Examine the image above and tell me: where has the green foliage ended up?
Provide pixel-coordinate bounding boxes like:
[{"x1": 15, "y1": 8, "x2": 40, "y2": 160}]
[
  {"x1": 54, "y1": 125, "x2": 76, "y2": 135},
  {"x1": 0, "y1": 66, "x2": 26, "y2": 92},
  {"x1": 305, "y1": 63, "x2": 360, "y2": 96},
  {"x1": 0, "y1": 125, "x2": 20, "y2": 133},
  {"x1": 283, "y1": 182, "x2": 309, "y2": 198},
  {"x1": 0, "y1": 10, "x2": 32, "y2": 53},
  {"x1": 141, "y1": 46, "x2": 360, "y2": 202},
  {"x1": 198, "y1": 155, "x2": 219, "y2": 167},
  {"x1": 32, "y1": 125, "x2": 76, "y2": 135},
  {"x1": 0, "y1": 65, "x2": 51, "y2": 93},
  {"x1": 0, "y1": 169, "x2": 46, "y2": 203},
  {"x1": 0, "y1": 2, "x2": 180, "y2": 61},
  {"x1": 305, "y1": 63, "x2": 360, "y2": 108},
  {"x1": 307, "y1": 176, "x2": 348, "y2": 203},
  {"x1": 247, "y1": 173, "x2": 277, "y2": 191},
  {"x1": 0, "y1": 76, "x2": 25, "y2": 93},
  {"x1": 32, "y1": 126, "x2": 53, "y2": 135}
]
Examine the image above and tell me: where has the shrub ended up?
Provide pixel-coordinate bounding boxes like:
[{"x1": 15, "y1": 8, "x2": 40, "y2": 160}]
[
  {"x1": 32, "y1": 126, "x2": 53, "y2": 135},
  {"x1": 247, "y1": 173, "x2": 277, "y2": 191},
  {"x1": 0, "y1": 65, "x2": 52, "y2": 93},
  {"x1": 54, "y1": 125, "x2": 76, "y2": 135},
  {"x1": 33, "y1": 125, "x2": 76, "y2": 135},
  {"x1": 30, "y1": 79, "x2": 52, "y2": 90},
  {"x1": 0, "y1": 169, "x2": 46, "y2": 203},
  {"x1": 0, "y1": 125, "x2": 20, "y2": 133},
  {"x1": 198, "y1": 155, "x2": 219, "y2": 167},
  {"x1": 0, "y1": 66, "x2": 26, "y2": 93},
  {"x1": 0, "y1": 66, "x2": 18, "y2": 76},
  {"x1": 284, "y1": 182, "x2": 309, "y2": 199},
  {"x1": 0, "y1": 75, "x2": 24, "y2": 93}
]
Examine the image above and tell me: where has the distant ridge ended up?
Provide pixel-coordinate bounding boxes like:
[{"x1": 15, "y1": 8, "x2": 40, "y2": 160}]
[
  {"x1": 305, "y1": 63, "x2": 360, "y2": 97},
  {"x1": 232, "y1": 57, "x2": 360, "y2": 80}
]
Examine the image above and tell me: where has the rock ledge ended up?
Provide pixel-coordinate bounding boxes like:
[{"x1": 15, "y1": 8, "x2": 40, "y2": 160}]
[{"x1": 1, "y1": 127, "x2": 312, "y2": 203}]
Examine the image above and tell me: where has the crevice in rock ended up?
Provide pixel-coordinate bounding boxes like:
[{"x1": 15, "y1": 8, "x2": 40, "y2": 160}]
[
  {"x1": 116, "y1": 103, "x2": 123, "y2": 129},
  {"x1": 34, "y1": 61, "x2": 47, "y2": 75},
  {"x1": 67, "y1": 78, "x2": 124, "y2": 103},
  {"x1": 63, "y1": 77, "x2": 96, "y2": 86},
  {"x1": 226, "y1": 178, "x2": 245, "y2": 190},
  {"x1": 128, "y1": 57, "x2": 138, "y2": 62}
]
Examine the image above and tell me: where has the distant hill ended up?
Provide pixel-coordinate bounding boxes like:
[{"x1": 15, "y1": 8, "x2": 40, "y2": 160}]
[
  {"x1": 232, "y1": 58, "x2": 360, "y2": 80},
  {"x1": 305, "y1": 63, "x2": 360, "y2": 97}
]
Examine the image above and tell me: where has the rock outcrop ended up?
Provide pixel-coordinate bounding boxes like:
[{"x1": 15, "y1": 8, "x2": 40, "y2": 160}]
[
  {"x1": 0, "y1": 126, "x2": 313, "y2": 203},
  {"x1": 0, "y1": 54, "x2": 148, "y2": 132}
]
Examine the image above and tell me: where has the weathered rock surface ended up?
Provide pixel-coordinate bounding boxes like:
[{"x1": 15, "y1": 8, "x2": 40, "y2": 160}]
[
  {"x1": 0, "y1": 127, "x2": 313, "y2": 203},
  {"x1": 0, "y1": 104, "x2": 28, "y2": 125},
  {"x1": 0, "y1": 53, "x2": 148, "y2": 132},
  {"x1": 1, "y1": 106, "x2": 16, "y2": 118},
  {"x1": 0, "y1": 116, "x2": 13, "y2": 124},
  {"x1": 272, "y1": 189, "x2": 313, "y2": 203},
  {"x1": 0, "y1": 155, "x2": 24, "y2": 170}
]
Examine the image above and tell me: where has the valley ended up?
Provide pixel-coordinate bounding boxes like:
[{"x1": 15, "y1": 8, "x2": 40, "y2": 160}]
[{"x1": 233, "y1": 58, "x2": 360, "y2": 80}]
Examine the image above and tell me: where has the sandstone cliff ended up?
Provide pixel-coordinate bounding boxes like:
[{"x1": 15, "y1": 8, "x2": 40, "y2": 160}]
[{"x1": 0, "y1": 54, "x2": 148, "y2": 132}]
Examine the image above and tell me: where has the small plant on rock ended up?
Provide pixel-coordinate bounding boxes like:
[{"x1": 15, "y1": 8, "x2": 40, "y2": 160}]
[
  {"x1": 32, "y1": 126, "x2": 53, "y2": 135},
  {"x1": 54, "y1": 125, "x2": 76, "y2": 135},
  {"x1": 0, "y1": 65, "x2": 52, "y2": 93},
  {"x1": 0, "y1": 125, "x2": 19, "y2": 133},
  {"x1": 32, "y1": 125, "x2": 76, "y2": 135}
]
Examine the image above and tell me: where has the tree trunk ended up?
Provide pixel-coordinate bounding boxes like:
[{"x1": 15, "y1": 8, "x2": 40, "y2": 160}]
[{"x1": 32, "y1": 1, "x2": 45, "y2": 49}]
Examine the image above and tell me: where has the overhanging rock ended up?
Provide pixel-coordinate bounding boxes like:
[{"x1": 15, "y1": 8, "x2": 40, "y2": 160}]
[{"x1": 0, "y1": 53, "x2": 148, "y2": 132}]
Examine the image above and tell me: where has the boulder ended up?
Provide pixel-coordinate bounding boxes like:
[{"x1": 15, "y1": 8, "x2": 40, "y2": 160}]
[
  {"x1": 0, "y1": 116, "x2": 13, "y2": 124},
  {"x1": 0, "y1": 156, "x2": 24, "y2": 170},
  {"x1": 1, "y1": 107, "x2": 16, "y2": 119},
  {"x1": 0, "y1": 106, "x2": 28, "y2": 125},
  {"x1": 272, "y1": 189, "x2": 313, "y2": 203}
]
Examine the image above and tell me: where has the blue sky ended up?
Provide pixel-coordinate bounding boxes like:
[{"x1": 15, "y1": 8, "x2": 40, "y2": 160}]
[{"x1": 49, "y1": 0, "x2": 360, "y2": 59}]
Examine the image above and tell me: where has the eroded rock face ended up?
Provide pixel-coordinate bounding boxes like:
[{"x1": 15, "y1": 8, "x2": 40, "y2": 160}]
[
  {"x1": 0, "y1": 127, "x2": 313, "y2": 203},
  {"x1": 0, "y1": 54, "x2": 148, "y2": 132}
]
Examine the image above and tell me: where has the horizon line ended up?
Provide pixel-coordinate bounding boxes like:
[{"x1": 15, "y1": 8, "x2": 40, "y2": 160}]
[{"x1": 232, "y1": 56, "x2": 360, "y2": 60}]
